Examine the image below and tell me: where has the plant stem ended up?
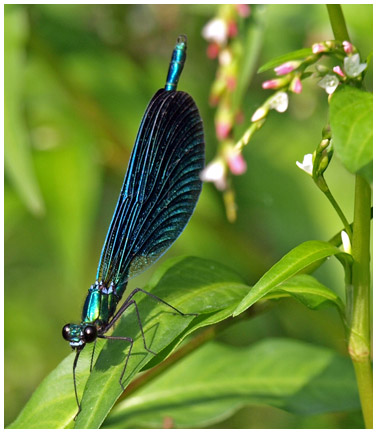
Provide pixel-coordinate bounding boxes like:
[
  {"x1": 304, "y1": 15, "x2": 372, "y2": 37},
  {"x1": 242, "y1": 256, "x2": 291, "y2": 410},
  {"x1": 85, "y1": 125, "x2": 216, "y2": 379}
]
[
  {"x1": 234, "y1": 119, "x2": 264, "y2": 152},
  {"x1": 326, "y1": 5, "x2": 372, "y2": 428},
  {"x1": 323, "y1": 189, "x2": 353, "y2": 239},
  {"x1": 327, "y1": 208, "x2": 372, "y2": 248},
  {"x1": 326, "y1": 5, "x2": 350, "y2": 41},
  {"x1": 348, "y1": 174, "x2": 372, "y2": 428}
]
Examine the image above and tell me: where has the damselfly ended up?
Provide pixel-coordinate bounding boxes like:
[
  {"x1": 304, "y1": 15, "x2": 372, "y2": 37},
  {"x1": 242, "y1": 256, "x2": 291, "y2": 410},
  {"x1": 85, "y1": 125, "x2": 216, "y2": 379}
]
[{"x1": 62, "y1": 35, "x2": 205, "y2": 413}]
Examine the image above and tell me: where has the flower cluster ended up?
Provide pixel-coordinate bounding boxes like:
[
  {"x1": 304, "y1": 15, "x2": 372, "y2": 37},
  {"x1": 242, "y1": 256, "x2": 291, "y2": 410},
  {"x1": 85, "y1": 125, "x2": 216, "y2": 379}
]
[
  {"x1": 202, "y1": 5, "x2": 251, "y2": 125},
  {"x1": 200, "y1": 15, "x2": 368, "y2": 222},
  {"x1": 314, "y1": 41, "x2": 367, "y2": 94},
  {"x1": 249, "y1": 57, "x2": 306, "y2": 125},
  {"x1": 200, "y1": 5, "x2": 251, "y2": 219},
  {"x1": 252, "y1": 39, "x2": 368, "y2": 123}
]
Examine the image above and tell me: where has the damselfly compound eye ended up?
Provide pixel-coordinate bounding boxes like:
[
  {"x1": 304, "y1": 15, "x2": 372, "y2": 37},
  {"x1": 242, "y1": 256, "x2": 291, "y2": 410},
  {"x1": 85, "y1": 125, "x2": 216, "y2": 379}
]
[
  {"x1": 83, "y1": 325, "x2": 97, "y2": 343},
  {"x1": 62, "y1": 324, "x2": 72, "y2": 341}
]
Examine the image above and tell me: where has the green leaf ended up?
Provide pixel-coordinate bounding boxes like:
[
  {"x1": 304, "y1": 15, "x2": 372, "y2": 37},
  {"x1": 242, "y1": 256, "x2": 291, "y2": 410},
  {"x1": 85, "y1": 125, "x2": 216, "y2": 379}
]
[
  {"x1": 4, "y1": 6, "x2": 45, "y2": 215},
  {"x1": 7, "y1": 346, "x2": 95, "y2": 428},
  {"x1": 140, "y1": 256, "x2": 250, "y2": 371},
  {"x1": 9, "y1": 257, "x2": 249, "y2": 429},
  {"x1": 233, "y1": 241, "x2": 340, "y2": 316},
  {"x1": 103, "y1": 339, "x2": 359, "y2": 428},
  {"x1": 262, "y1": 274, "x2": 345, "y2": 312},
  {"x1": 258, "y1": 48, "x2": 313, "y2": 73},
  {"x1": 330, "y1": 86, "x2": 373, "y2": 182}
]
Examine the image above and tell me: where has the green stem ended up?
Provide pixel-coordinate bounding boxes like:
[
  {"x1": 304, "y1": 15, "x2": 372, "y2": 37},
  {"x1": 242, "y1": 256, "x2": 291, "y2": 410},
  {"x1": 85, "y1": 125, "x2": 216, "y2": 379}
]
[
  {"x1": 348, "y1": 174, "x2": 372, "y2": 428},
  {"x1": 327, "y1": 207, "x2": 372, "y2": 247},
  {"x1": 234, "y1": 119, "x2": 264, "y2": 152},
  {"x1": 326, "y1": 5, "x2": 372, "y2": 428},
  {"x1": 323, "y1": 188, "x2": 353, "y2": 239},
  {"x1": 326, "y1": 5, "x2": 350, "y2": 41}
]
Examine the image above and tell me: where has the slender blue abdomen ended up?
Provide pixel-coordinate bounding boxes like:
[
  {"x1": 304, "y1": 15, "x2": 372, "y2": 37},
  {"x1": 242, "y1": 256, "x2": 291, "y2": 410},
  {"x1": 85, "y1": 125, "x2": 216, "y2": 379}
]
[{"x1": 164, "y1": 35, "x2": 187, "y2": 91}]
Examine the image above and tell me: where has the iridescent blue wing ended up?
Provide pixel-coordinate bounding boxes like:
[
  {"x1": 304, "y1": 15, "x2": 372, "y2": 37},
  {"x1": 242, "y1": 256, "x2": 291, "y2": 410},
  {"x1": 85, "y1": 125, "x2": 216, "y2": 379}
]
[{"x1": 96, "y1": 89, "x2": 204, "y2": 291}]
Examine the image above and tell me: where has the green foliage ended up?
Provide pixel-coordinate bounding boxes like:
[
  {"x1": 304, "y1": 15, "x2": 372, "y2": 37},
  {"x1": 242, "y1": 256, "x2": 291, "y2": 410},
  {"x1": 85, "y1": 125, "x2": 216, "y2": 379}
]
[
  {"x1": 263, "y1": 274, "x2": 344, "y2": 311},
  {"x1": 9, "y1": 257, "x2": 249, "y2": 428},
  {"x1": 104, "y1": 339, "x2": 359, "y2": 428},
  {"x1": 233, "y1": 241, "x2": 344, "y2": 316},
  {"x1": 9, "y1": 256, "x2": 351, "y2": 428},
  {"x1": 4, "y1": 6, "x2": 45, "y2": 215},
  {"x1": 75, "y1": 257, "x2": 249, "y2": 429},
  {"x1": 330, "y1": 86, "x2": 373, "y2": 182},
  {"x1": 7, "y1": 349, "x2": 93, "y2": 429}
]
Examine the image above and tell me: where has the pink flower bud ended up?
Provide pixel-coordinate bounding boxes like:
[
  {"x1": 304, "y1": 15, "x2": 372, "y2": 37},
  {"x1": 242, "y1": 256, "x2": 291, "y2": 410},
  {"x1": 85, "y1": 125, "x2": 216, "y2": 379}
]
[
  {"x1": 333, "y1": 65, "x2": 345, "y2": 77},
  {"x1": 342, "y1": 40, "x2": 353, "y2": 54},
  {"x1": 274, "y1": 61, "x2": 300, "y2": 76},
  {"x1": 236, "y1": 4, "x2": 251, "y2": 17},
  {"x1": 226, "y1": 76, "x2": 237, "y2": 91},
  {"x1": 216, "y1": 121, "x2": 231, "y2": 140},
  {"x1": 207, "y1": 42, "x2": 220, "y2": 59},
  {"x1": 227, "y1": 20, "x2": 238, "y2": 38},
  {"x1": 262, "y1": 79, "x2": 280, "y2": 89},
  {"x1": 312, "y1": 42, "x2": 326, "y2": 54},
  {"x1": 227, "y1": 153, "x2": 247, "y2": 175},
  {"x1": 290, "y1": 76, "x2": 302, "y2": 94}
]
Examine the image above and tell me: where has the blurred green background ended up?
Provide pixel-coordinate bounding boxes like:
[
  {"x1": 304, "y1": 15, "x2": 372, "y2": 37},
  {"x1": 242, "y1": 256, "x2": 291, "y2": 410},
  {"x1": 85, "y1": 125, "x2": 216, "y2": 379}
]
[{"x1": 4, "y1": 4, "x2": 372, "y2": 428}]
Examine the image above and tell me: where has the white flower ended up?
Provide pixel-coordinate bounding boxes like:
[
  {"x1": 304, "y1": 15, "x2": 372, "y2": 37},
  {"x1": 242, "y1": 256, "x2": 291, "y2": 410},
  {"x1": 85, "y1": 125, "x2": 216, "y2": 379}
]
[
  {"x1": 251, "y1": 106, "x2": 268, "y2": 122},
  {"x1": 219, "y1": 49, "x2": 232, "y2": 66},
  {"x1": 318, "y1": 74, "x2": 339, "y2": 94},
  {"x1": 341, "y1": 230, "x2": 352, "y2": 254},
  {"x1": 200, "y1": 159, "x2": 227, "y2": 190},
  {"x1": 296, "y1": 154, "x2": 313, "y2": 176},
  {"x1": 269, "y1": 91, "x2": 289, "y2": 113},
  {"x1": 202, "y1": 18, "x2": 228, "y2": 45},
  {"x1": 344, "y1": 53, "x2": 367, "y2": 78}
]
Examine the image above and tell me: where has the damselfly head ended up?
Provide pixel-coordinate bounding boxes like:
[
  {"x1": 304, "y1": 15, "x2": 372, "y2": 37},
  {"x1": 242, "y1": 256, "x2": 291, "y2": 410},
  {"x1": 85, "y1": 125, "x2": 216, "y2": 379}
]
[{"x1": 62, "y1": 323, "x2": 97, "y2": 348}]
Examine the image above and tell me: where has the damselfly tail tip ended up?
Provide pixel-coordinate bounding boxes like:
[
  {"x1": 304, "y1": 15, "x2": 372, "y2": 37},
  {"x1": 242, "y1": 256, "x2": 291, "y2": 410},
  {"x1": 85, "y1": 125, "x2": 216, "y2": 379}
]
[{"x1": 176, "y1": 34, "x2": 187, "y2": 46}]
